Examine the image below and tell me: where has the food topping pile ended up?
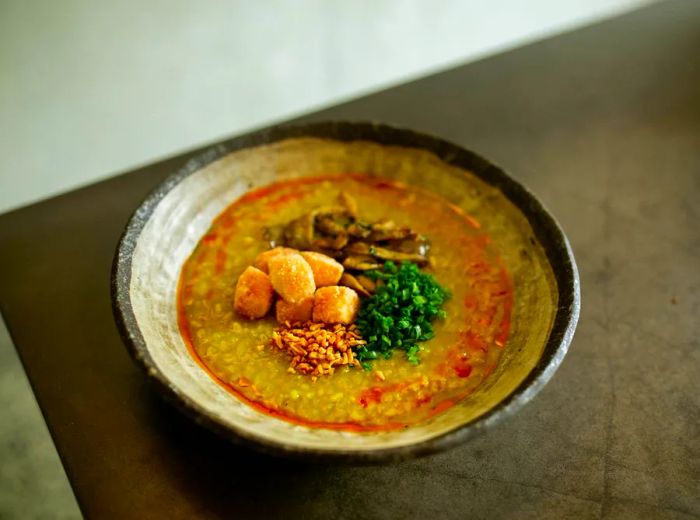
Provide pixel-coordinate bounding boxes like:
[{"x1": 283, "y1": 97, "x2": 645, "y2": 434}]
[
  {"x1": 233, "y1": 192, "x2": 450, "y2": 378},
  {"x1": 234, "y1": 246, "x2": 360, "y2": 324},
  {"x1": 356, "y1": 261, "x2": 450, "y2": 366},
  {"x1": 264, "y1": 193, "x2": 430, "y2": 292},
  {"x1": 272, "y1": 322, "x2": 365, "y2": 378}
]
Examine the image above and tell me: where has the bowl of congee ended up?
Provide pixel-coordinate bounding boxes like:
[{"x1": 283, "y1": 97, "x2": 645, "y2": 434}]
[{"x1": 112, "y1": 122, "x2": 580, "y2": 460}]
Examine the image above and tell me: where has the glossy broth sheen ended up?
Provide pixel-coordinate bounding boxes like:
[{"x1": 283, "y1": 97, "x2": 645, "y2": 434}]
[{"x1": 178, "y1": 174, "x2": 513, "y2": 431}]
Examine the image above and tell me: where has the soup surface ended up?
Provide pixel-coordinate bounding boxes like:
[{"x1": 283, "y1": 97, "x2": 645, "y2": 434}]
[{"x1": 178, "y1": 174, "x2": 512, "y2": 431}]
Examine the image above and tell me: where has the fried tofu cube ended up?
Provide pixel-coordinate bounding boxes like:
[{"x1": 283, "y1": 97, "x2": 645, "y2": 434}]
[
  {"x1": 275, "y1": 297, "x2": 314, "y2": 324},
  {"x1": 233, "y1": 266, "x2": 274, "y2": 319},
  {"x1": 254, "y1": 247, "x2": 296, "y2": 274},
  {"x1": 312, "y1": 286, "x2": 360, "y2": 324},
  {"x1": 300, "y1": 251, "x2": 344, "y2": 287},
  {"x1": 268, "y1": 252, "x2": 316, "y2": 303}
]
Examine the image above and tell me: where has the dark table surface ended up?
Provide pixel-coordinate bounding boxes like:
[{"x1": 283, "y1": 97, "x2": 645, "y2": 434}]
[{"x1": 1, "y1": 1, "x2": 699, "y2": 518}]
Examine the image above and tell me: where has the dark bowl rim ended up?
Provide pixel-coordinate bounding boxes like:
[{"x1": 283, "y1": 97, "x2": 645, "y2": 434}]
[{"x1": 111, "y1": 121, "x2": 580, "y2": 462}]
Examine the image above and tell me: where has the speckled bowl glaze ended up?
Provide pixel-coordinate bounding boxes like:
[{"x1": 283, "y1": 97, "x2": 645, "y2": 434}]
[{"x1": 112, "y1": 122, "x2": 580, "y2": 461}]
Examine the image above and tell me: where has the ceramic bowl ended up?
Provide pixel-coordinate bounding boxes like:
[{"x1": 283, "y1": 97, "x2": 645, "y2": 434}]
[{"x1": 112, "y1": 121, "x2": 579, "y2": 461}]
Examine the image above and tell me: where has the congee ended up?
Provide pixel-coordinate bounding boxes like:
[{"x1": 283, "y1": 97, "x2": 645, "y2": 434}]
[{"x1": 178, "y1": 174, "x2": 513, "y2": 431}]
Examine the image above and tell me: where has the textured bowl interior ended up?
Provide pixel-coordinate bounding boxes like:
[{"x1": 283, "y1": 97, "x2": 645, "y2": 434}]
[{"x1": 115, "y1": 125, "x2": 579, "y2": 459}]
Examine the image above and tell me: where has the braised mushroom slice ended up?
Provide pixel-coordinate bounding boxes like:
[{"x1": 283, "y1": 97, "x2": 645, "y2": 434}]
[
  {"x1": 342, "y1": 255, "x2": 383, "y2": 271},
  {"x1": 346, "y1": 222, "x2": 372, "y2": 239},
  {"x1": 344, "y1": 242, "x2": 372, "y2": 255},
  {"x1": 313, "y1": 233, "x2": 348, "y2": 251},
  {"x1": 339, "y1": 272, "x2": 371, "y2": 297},
  {"x1": 392, "y1": 235, "x2": 431, "y2": 256},
  {"x1": 315, "y1": 215, "x2": 347, "y2": 236},
  {"x1": 355, "y1": 274, "x2": 377, "y2": 294},
  {"x1": 369, "y1": 227, "x2": 417, "y2": 242},
  {"x1": 368, "y1": 245, "x2": 428, "y2": 265},
  {"x1": 282, "y1": 212, "x2": 315, "y2": 250},
  {"x1": 367, "y1": 219, "x2": 417, "y2": 241},
  {"x1": 313, "y1": 205, "x2": 353, "y2": 223}
]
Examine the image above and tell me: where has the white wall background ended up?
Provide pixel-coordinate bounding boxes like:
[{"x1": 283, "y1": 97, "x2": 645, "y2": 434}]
[{"x1": 0, "y1": 0, "x2": 652, "y2": 213}]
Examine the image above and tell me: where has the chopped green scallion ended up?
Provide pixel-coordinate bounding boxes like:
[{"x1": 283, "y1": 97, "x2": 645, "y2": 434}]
[{"x1": 356, "y1": 261, "x2": 450, "y2": 365}]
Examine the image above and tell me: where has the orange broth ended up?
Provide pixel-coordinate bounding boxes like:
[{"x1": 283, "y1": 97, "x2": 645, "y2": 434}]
[{"x1": 177, "y1": 174, "x2": 512, "y2": 431}]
